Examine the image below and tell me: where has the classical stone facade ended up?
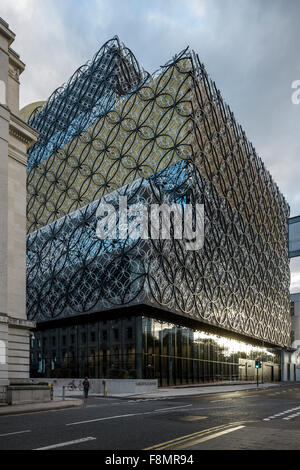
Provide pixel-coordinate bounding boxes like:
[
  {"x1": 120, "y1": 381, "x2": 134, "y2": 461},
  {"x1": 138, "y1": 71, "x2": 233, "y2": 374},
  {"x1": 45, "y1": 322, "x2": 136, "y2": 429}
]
[{"x1": 0, "y1": 18, "x2": 39, "y2": 400}]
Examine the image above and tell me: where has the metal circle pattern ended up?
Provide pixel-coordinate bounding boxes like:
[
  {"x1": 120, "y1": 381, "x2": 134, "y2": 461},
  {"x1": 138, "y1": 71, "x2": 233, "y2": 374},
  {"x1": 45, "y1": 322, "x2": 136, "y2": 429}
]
[{"x1": 26, "y1": 41, "x2": 290, "y2": 347}]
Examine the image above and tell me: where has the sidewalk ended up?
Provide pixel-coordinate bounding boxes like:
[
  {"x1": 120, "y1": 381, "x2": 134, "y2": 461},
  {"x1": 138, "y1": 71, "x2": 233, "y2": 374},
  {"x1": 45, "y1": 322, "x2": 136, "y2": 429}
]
[
  {"x1": 0, "y1": 399, "x2": 83, "y2": 417},
  {"x1": 109, "y1": 382, "x2": 281, "y2": 399},
  {"x1": 43, "y1": 381, "x2": 287, "y2": 400}
]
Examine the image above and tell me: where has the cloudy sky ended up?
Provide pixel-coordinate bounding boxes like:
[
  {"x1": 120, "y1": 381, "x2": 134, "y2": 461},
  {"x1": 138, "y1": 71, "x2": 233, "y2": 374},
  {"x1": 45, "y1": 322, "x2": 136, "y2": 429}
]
[{"x1": 2, "y1": 0, "x2": 300, "y2": 290}]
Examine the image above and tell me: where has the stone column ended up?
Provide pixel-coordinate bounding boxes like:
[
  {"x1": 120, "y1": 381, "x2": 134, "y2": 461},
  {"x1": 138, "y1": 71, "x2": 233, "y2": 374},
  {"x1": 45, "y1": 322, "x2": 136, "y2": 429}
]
[{"x1": 0, "y1": 18, "x2": 13, "y2": 392}]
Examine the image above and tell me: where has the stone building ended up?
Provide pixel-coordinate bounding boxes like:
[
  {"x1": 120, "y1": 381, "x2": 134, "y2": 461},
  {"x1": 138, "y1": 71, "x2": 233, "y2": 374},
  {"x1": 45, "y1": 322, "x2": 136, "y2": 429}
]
[{"x1": 0, "y1": 18, "x2": 39, "y2": 402}]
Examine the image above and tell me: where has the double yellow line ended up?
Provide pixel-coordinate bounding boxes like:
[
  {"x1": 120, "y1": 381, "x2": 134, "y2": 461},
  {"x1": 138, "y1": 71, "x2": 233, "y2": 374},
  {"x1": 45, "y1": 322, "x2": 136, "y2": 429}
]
[{"x1": 144, "y1": 422, "x2": 246, "y2": 450}]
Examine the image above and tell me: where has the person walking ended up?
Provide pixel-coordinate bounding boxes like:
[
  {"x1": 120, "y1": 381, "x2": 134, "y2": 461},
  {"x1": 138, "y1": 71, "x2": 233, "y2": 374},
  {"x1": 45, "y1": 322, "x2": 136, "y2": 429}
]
[{"x1": 82, "y1": 376, "x2": 90, "y2": 399}]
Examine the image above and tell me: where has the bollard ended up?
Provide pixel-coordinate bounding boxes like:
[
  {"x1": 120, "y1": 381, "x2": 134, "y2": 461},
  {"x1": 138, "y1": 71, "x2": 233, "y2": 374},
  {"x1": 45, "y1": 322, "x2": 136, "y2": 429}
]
[
  {"x1": 48, "y1": 382, "x2": 53, "y2": 400},
  {"x1": 62, "y1": 385, "x2": 65, "y2": 401}
]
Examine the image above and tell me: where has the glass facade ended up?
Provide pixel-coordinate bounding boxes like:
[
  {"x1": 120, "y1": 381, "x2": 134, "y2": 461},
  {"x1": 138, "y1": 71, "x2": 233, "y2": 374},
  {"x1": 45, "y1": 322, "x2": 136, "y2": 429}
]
[
  {"x1": 142, "y1": 318, "x2": 281, "y2": 385},
  {"x1": 31, "y1": 317, "x2": 141, "y2": 380},
  {"x1": 31, "y1": 314, "x2": 281, "y2": 385}
]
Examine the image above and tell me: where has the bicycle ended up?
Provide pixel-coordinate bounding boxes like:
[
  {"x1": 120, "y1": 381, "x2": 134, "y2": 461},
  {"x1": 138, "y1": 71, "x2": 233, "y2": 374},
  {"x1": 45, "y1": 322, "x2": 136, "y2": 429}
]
[{"x1": 66, "y1": 380, "x2": 83, "y2": 391}]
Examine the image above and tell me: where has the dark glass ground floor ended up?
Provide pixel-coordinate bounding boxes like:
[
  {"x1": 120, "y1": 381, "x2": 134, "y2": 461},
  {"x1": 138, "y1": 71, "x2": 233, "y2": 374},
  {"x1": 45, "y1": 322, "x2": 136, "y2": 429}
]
[{"x1": 30, "y1": 314, "x2": 282, "y2": 386}]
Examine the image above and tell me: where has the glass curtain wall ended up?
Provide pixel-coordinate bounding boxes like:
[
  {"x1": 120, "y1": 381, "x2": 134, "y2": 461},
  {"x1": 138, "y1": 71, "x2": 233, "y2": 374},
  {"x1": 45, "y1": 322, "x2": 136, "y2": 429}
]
[
  {"x1": 30, "y1": 314, "x2": 281, "y2": 384},
  {"x1": 31, "y1": 317, "x2": 140, "y2": 379},
  {"x1": 141, "y1": 317, "x2": 281, "y2": 385}
]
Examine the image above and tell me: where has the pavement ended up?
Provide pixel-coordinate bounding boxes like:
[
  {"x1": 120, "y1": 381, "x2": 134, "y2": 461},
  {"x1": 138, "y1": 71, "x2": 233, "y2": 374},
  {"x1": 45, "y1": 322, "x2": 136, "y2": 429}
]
[
  {"x1": 0, "y1": 399, "x2": 83, "y2": 416},
  {"x1": 112, "y1": 381, "x2": 281, "y2": 399}
]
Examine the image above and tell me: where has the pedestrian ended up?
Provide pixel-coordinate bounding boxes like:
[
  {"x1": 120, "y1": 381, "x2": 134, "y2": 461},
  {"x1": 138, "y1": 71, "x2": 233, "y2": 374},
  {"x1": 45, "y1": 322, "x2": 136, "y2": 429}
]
[{"x1": 82, "y1": 376, "x2": 90, "y2": 399}]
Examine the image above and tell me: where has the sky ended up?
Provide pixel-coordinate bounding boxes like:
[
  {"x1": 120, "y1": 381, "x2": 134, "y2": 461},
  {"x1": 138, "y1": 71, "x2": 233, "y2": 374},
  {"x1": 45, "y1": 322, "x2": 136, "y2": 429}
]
[{"x1": 2, "y1": 0, "x2": 300, "y2": 290}]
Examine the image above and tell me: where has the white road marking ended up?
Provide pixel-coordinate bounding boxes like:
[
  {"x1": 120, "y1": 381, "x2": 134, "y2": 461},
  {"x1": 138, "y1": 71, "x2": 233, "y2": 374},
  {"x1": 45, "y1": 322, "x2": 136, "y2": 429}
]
[
  {"x1": 210, "y1": 399, "x2": 232, "y2": 403},
  {"x1": 209, "y1": 393, "x2": 260, "y2": 402},
  {"x1": 263, "y1": 405, "x2": 300, "y2": 421},
  {"x1": 34, "y1": 436, "x2": 96, "y2": 450},
  {"x1": 66, "y1": 413, "x2": 141, "y2": 426},
  {"x1": 66, "y1": 404, "x2": 191, "y2": 426},
  {"x1": 154, "y1": 404, "x2": 192, "y2": 412},
  {"x1": 127, "y1": 397, "x2": 175, "y2": 403},
  {"x1": 241, "y1": 394, "x2": 259, "y2": 398},
  {"x1": 0, "y1": 430, "x2": 31, "y2": 437},
  {"x1": 283, "y1": 411, "x2": 300, "y2": 421}
]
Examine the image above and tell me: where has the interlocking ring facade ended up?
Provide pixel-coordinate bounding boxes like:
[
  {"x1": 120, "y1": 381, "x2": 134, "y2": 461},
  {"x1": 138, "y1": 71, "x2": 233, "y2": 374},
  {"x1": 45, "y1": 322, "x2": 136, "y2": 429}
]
[{"x1": 26, "y1": 38, "x2": 291, "y2": 347}]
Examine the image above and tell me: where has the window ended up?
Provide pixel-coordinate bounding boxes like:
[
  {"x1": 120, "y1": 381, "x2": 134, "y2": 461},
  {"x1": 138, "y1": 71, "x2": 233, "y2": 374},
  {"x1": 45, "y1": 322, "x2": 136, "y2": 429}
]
[
  {"x1": 37, "y1": 353, "x2": 43, "y2": 373},
  {"x1": 113, "y1": 329, "x2": 119, "y2": 340},
  {"x1": 81, "y1": 333, "x2": 86, "y2": 344},
  {"x1": 103, "y1": 330, "x2": 107, "y2": 341},
  {"x1": 114, "y1": 346, "x2": 119, "y2": 359},
  {"x1": 62, "y1": 335, "x2": 66, "y2": 346},
  {"x1": 127, "y1": 327, "x2": 133, "y2": 339},
  {"x1": 90, "y1": 331, "x2": 96, "y2": 342},
  {"x1": 52, "y1": 336, "x2": 56, "y2": 347},
  {"x1": 127, "y1": 345, "x2": 135, "y2": 357},
  {"x1": 71, "y1": 334, "x2": 75, "y2": 344}
]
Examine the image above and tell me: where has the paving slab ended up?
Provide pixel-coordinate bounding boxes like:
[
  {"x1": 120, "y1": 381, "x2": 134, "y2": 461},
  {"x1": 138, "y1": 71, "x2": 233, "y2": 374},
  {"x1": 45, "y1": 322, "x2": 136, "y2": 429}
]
[
  {"x1": 110, "y1": 382, "x2": 281, "y2": 398},
  {"x1": 0, "y1": 399, "x2": 83, "y2": 416}
]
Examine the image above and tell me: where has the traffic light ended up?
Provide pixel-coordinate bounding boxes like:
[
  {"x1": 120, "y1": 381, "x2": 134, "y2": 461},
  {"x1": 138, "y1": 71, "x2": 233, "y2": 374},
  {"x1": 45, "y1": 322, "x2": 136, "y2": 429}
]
[{"x1": 255, "y1": 359, "x2": 262, "y2": 369}]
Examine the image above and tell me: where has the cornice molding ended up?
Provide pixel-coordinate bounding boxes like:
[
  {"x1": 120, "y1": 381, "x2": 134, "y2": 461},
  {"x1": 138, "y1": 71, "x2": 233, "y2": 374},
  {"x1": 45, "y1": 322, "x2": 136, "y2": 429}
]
[
  {"x1": 7, "y1": 316, "x2": 36, "y2": 330},
  {"x1": 8, "y1": 48, "x2": 25, "y2": 77},
  {"x1": 9, "y1": 112, "x2": 39, "y2": 148},
  {"x1": 0, "y1": 21, "x2": 15, "y2": 47}
]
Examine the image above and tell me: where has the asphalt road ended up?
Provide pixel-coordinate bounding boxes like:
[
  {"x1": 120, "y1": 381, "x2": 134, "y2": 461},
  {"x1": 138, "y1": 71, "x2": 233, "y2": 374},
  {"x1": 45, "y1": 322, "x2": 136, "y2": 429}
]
[{"x1": 0, "y1": 383, "x2": 299, "y2": 451}]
